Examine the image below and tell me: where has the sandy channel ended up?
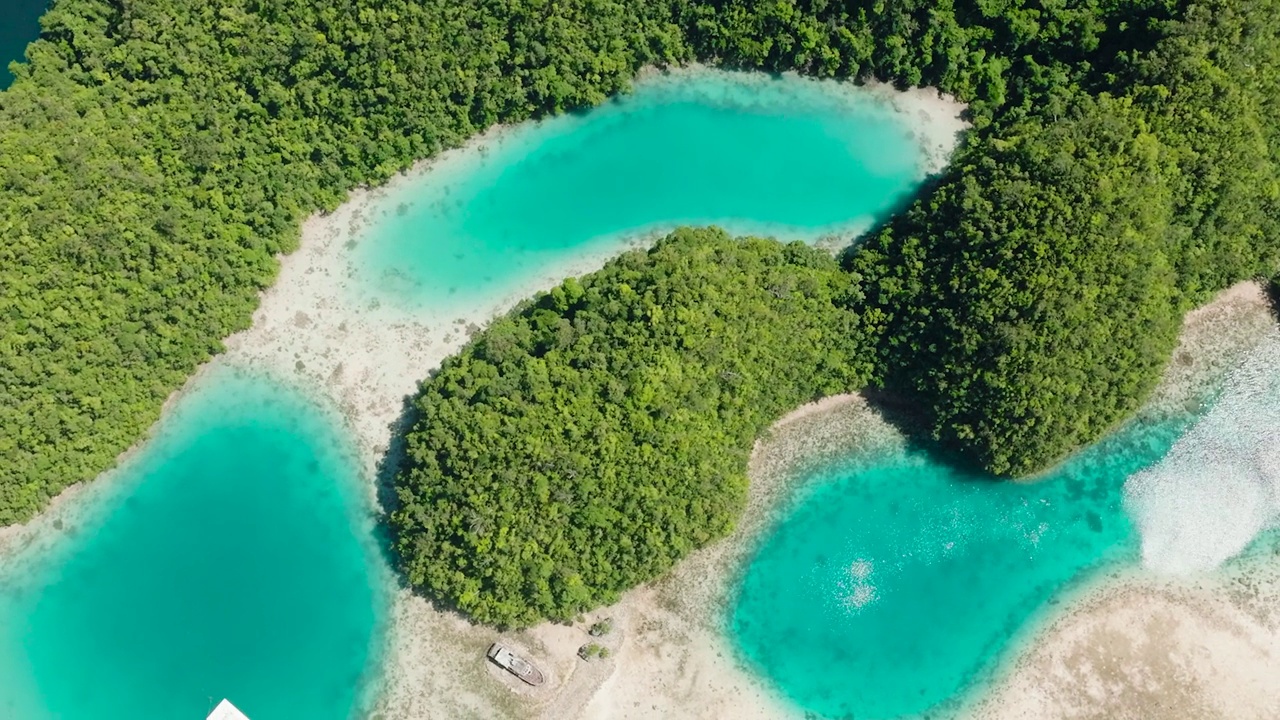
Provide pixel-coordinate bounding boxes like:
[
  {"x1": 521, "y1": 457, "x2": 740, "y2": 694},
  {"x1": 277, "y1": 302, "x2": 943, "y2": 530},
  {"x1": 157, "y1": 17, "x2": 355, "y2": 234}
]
[
  {"x1": 0, "y1": 68, "x2": 970, "y2": 719},
  {"x1": 332, "y1": 75, "x2": 966, "y2": 720}
]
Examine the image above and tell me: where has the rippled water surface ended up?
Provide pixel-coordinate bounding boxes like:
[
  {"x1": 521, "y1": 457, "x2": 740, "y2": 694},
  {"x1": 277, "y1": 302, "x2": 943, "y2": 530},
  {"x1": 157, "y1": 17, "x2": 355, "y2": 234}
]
[{"x1": 732, "y1": 416, "x2": 1194, "y2": 719}]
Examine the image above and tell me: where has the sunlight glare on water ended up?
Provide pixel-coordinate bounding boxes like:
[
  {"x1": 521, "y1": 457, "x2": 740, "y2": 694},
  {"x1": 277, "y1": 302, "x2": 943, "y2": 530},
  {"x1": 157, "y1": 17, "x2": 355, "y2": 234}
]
[{"x1": 732, "y1": 416, "x2": 1192, "y2": 719}]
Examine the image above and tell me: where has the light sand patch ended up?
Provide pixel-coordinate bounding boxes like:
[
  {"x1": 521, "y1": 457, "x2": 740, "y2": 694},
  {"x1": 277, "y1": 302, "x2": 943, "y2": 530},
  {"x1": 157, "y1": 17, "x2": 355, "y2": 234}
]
[
  {"x1": 965, "y1": 281, "x2": 1280, "y2": 720},
  {"x1": 862, "y1": 79, "x2": 971, "y2": 176},
  {"x1": 2, "y1": 68, "x2": 971, "y2": 719},
  {"x1": 1143, "y1": 281, "x2": 1276, "y2": 420}
]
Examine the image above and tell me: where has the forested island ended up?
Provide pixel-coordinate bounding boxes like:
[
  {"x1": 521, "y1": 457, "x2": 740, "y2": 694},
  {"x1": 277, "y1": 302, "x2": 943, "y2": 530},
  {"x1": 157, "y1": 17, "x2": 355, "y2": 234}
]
[{"x1": 3, "y1": 0, "x2": 1279, "y2": 626}]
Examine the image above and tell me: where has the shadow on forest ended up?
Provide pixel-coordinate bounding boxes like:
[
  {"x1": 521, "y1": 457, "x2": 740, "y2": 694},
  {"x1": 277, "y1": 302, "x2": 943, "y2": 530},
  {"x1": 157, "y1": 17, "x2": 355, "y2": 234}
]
[
  {"x1": 858, "y1": 386, "x2": 1006, "y2": 484},
  {"x1": 370, "y1": 393, "x2": 423, "y2": 585}
]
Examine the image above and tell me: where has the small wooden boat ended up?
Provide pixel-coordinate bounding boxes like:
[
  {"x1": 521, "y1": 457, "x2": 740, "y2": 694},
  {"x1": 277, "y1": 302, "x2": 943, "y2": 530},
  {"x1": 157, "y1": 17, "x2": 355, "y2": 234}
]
[{"x1": 487, "y1": 642, "x2": 546, "y2": 686}]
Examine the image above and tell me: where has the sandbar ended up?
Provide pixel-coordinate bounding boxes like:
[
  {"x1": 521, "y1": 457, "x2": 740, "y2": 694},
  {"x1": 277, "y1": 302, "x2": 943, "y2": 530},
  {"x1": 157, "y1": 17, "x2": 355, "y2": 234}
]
[{"x1": 2, "y1": 67, "x2": 973, "y2": 718}]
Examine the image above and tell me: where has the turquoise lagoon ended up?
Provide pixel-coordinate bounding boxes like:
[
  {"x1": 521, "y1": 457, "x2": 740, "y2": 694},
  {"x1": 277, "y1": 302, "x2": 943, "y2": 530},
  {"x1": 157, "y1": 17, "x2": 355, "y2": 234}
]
[
  {"x1": 0, "y1": 71, "x2": 937, "y2": 718},
  {"x1": 731, "y1": 415, "x2": 1196, "y2": 720},
  {"x1": 0, "y1": 367, "x2": 385, "y2": 720},
  {"x1": 358, "y1": 70, "x2": 927, "y2": 311}
]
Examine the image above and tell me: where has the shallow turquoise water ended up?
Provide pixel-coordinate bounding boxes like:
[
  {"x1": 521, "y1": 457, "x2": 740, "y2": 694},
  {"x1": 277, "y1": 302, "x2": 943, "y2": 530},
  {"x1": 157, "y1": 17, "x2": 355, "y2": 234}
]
[
  {"x1": 0, "y1": 366, "x2": 384, "y2": 719},
  {"x1": 359, "y1": 70, "x2": 926, "y2": 312},
  {"x1": 0, "y1": 70, "x2": 933, "y2": 719},
  {"x1": 0, "y1": 0, "x2": 45, "y2": 89},
  {"x1": 731, "y1": 416, "x2": 1193, "y2": 719}
]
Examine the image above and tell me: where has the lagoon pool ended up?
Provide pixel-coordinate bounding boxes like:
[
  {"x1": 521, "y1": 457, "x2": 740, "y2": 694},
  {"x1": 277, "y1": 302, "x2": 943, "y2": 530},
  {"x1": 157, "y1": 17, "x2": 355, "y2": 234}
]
[
  {"x1": 731, "y1": 416, "x2": 1193, "y2": 719},
  {"x1": 0, "y1": 367, "x2": 385, "y2": 720},
  {"x1": 357, "y1": 70, "x2": 930, "y2": 313},
  {"x1": 0, "y1": 69, "x2": 940, "y2": 718}
]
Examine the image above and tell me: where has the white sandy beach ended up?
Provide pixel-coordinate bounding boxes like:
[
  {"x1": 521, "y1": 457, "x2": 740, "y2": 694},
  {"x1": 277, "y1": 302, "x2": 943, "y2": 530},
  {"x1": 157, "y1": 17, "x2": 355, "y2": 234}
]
[
  {"x1": 5, "y1": 64, "x2": 1278, "y2": 720},
  {"x1": 18, "y1": 67, "x2": 1277, "y2": 720}
]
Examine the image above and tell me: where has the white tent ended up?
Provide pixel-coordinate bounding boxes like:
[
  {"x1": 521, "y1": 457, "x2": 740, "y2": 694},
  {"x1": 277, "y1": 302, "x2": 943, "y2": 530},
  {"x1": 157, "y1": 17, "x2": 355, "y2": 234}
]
[{"x1": 206, "y1": 699, "x2": 250, "y2": 720}]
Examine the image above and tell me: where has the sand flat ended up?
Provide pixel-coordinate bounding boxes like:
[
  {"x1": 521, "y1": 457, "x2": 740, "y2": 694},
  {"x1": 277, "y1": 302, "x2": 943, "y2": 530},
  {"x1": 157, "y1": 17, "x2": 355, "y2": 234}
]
[{"x1": 5, "y1": 69, "x2": 973, "y2": 718}]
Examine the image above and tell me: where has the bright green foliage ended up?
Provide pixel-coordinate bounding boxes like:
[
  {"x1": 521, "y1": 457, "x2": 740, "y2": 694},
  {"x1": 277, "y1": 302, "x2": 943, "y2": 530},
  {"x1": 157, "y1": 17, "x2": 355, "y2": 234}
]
[
  {"x1": 0, "y1": 0, "x2": 683, "y2": 523},
  {"x1": 5, "y1": 0, "x2": 1280, "y2": 624},
  {"x1": 674, "y1": 0, "x2": 1179, "y2": 123},
  {"x1": 392, "y1": 229, "x2": 870, "y2": 626},
  {"x1": 850, "y1": 94, "x2": 1182, "y2": 474},
  {"x1": 1117, "y1": 0, "x2": 1280, "y2": 300},
  {"x1": 842, "y1": 0, "x2": 1280, "y2": 474}
]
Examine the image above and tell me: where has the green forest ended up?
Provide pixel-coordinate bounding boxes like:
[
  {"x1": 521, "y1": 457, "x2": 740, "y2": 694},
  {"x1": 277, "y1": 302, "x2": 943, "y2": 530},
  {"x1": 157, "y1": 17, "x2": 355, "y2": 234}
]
[
  {"x1": 3, "y1": 0, "x2": 1280, "y2": 623},
  {"x1": 395, "y1": 229, "x2": 869, "y2": 624}
]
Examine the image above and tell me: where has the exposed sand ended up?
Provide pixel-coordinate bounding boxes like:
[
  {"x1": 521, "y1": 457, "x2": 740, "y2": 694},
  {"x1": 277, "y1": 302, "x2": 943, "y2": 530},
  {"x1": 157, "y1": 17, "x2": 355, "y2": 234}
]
[
  {"x1": 1, "y1": 69, "x2": 977, "y2": 718},
  {"x1": 963, "y1": 562, "x2": 1280, "y2": 720},
  {"x1": 863, "y1": 79, "x2": 971, "y2": 175},
  {"x1": 967, "y1": 281, "x2": 1280, "y2": 720}
]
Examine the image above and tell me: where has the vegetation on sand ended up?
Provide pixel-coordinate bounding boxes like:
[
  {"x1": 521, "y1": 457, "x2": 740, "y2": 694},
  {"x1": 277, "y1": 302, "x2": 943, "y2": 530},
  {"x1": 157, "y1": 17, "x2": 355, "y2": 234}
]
[
  {"x1": 392, "y1": 229, "x2": 869, "y2": 625},
  {"x1": 3, "y1": 0, "x2": 1280, "y2": 625}
]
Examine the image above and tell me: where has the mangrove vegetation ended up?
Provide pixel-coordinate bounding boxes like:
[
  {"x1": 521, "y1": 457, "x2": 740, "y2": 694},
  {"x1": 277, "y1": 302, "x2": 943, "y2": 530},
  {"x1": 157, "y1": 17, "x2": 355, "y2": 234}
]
[{"x1": 3, "y1": 0, "x2": 1280, "y2": 623}]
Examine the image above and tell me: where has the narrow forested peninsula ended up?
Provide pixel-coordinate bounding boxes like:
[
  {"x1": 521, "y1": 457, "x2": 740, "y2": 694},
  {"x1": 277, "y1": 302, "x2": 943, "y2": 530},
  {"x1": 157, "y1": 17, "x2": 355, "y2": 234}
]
[
  {"x1": 395, "y1": 229, "x2": 870, "y2": 625},
  {"x1": 3, "y1": 0, "x2": 1280, "y2": 625},
  {"x1": 395, "y1": 0, "x2": 1280, "y2": 625}
]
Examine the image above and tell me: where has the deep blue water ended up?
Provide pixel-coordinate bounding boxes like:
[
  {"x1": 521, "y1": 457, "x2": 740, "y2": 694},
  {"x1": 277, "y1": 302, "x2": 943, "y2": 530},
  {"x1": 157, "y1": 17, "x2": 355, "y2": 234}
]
[{"x1": 0, "y1": 0, "x2": 45, "y2": 88}]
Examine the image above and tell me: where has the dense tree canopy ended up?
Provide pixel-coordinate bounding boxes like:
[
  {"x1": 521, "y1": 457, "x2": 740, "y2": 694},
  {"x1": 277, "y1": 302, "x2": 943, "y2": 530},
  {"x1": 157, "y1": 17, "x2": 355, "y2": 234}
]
[
  {"x1": 849, "y1": 93, "x2": 1183, "y2": 474},
  {"x1": 3, "y1": 0, "x2": 1280, "y2": 624},
  {"x1": 0, "y1": 0, "x2": 684, "y2": 523},
  {"x1": 844, "y1": 0, "x2": 1280, "y2": 473},
  {"x1": 393, "y1": 229, "x2": 870, "y2": 625}
]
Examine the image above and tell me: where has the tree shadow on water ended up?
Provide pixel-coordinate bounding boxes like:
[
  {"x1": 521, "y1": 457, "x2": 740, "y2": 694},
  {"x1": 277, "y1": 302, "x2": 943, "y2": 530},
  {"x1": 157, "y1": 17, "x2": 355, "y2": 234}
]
[
  {"x1": 370, "y1": 392, "x2": 416, "y2": 588},
  {"x1": 1264, "y1": 275, "x2": 1280, "y2": 322},
  {"x1": 859, "y1": 386, "x2": 1007, "y2": 485},
  {"x1": 370, "y1": 389, "x2": 490, "y2": 622}
]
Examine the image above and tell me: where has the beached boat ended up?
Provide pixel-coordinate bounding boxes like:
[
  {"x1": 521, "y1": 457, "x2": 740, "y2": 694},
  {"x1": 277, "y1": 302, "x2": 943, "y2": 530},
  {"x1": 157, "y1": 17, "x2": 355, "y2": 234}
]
[{"x1": 487, "y1": 642, "x2": 546, "y2": 686}]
